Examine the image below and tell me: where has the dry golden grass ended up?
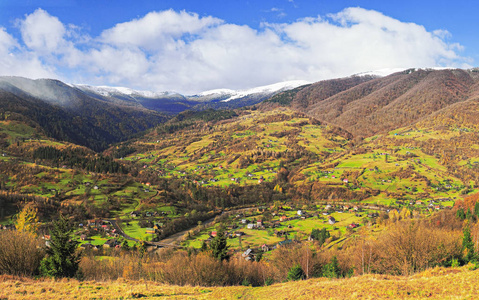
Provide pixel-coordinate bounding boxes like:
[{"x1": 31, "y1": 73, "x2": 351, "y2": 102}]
[{"x1": 1, "y1": 266, "x2": 479, "y2": 299}]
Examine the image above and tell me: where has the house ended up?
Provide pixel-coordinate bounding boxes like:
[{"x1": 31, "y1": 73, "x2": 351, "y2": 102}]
[
  {"x1": 277, "y1": 239, "x2": 292, "y2": 247},
  {"x1": 343, "y1": 178, "x2": 349, "y2": 184},
  {"x1": 349, "y1": 223, "x2": 359, "y2": 229},
  {"x1": 80, "y1": 243, "x2": 93, "y2": 250},
  {"x1": 88, "y1": 219, "x2": 101, "y2": 227},
  {"x1": 257, "y1": 220, "x2": 263, "y2": 227},
  {"x1": 279, "y1": 216, "x2": 288, "y2": 222},
  {"x1": 235, "y1": 231, "x2": 245, "y2": 237},
  {"x1": 242, "y1": 248, "x2": 254, "y2": 261},
  {"x1": 261, "y1": 244, "x2": 270, "y2": 252},
  {"x1": 130, "y1": 211, "x2": 140, "y2": 218},
  {"x1": 247, "y1": 223, "x2": 255, "y2": 229},
  {"x1": 80, "y1": 234, "x2": 88, "y2": 241},
  {"x1": 103, "y1": 239, "x2": 119, "y2": 248},
  {"x1": 328, "y1": 216, "x2": 336, "y2": 225},
  {"x1": 297, "y1": 210, "x2": 303, "y2": 216},
  {"x1": 210, "y1": 231, "x2": 217, "y2": 237},
  {"x1": 241, "y1": 219, "x2": 248, "y2": 224}
]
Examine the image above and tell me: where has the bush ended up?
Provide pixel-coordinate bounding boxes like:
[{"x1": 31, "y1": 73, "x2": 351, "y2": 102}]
[{"x1": 0, "y1": 230, "x2": 44, "y2": 276}]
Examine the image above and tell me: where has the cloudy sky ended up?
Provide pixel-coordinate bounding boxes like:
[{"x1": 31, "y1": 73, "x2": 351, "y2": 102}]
[{"x1": 0, "y1": 0, "x2": 475, "y2": 94}]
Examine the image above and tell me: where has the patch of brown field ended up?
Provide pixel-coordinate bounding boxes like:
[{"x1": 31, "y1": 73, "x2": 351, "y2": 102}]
[{"x1": 1, "y1": 266, "x2": 479, "y2": 299}]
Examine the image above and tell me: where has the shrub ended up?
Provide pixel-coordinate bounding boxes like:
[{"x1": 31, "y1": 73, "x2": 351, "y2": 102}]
[{"x1": 0, "y1": 230, "x2": 44, "y2": 276}]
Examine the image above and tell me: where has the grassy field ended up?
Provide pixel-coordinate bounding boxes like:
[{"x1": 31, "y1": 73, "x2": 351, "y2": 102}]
[{"x1": 1, "y1": 266, "x2": 479, "y2": 299}]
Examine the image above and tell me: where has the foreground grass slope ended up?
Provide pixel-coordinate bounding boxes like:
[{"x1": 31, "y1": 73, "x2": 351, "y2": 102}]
[{"x1": 1, "y1": 266, "x2": 477, "y2": 299}]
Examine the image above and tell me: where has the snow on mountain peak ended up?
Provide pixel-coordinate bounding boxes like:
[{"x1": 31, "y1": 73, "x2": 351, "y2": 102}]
[
  {"x1": 72, "y1": 79, "x2": 311, "y2": 102},
  {"x1": 74, "y1": 84, "x2": 176, "y2": 98},
  {"x1": 197, "y1": 80, "x2": 311, "y2": 102}
]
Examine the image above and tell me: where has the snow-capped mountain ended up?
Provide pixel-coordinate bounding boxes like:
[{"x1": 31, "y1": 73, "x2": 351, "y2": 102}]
[
  {"x1": 74, "y1": 80, "x2": 312, "y2": 112},
  {"x1": 74, "y1": 84, "x2": 183, "y2": 99},
  {"x1": 196, "y1": 80, "x2": 311, "y2": 102},
  {"x1": 0, "y1": 75, "x2": 312, "y2": 115},
  {"x1": 75, "y1": 80, "x2": 311, "y2": 103}
]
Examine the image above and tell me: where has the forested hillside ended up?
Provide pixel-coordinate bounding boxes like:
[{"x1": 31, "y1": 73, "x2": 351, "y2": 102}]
[{"x1": 266, "y1": 68, "x2": 479, "y2": 137}]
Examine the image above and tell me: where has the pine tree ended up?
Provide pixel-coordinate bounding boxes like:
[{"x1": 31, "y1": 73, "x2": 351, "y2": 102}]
[
  {"x1": 209, "y1": 227, "x2": 230, "y2": 261},
  {"x1": 287, "y1": 265, "x2": 305, "y2": 281},
  {"x1": 40, "y1": 215, "x2": 80, "y2": 278},
  {"x1": 462, "y1": 224, "x2": 476, "y2": 263},
  {"x1": 322, "y1": 256, "x2": 341, "y2": 278}
]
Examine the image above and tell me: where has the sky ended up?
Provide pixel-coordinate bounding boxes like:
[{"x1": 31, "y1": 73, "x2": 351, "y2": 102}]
[{"x1": 0, "y1": 0, "x2": 477, "y2": 94}]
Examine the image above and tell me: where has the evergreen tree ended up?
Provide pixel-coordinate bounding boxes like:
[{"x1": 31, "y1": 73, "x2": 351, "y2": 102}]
[
  {"x1": 462, "y1": 224, "x2": 476, "y2": 263},
  {"x1": 322, "y1": 256, "x2": 341, "y2": 278},
  {"x1": 209, "y1": 227, "x2": 230, "y2": 261},
  {"x1": 40, "y1": 215, "x2": 80, "y2": 278},
  {"x1": 287, "y1": 265, "x2": 305, "y2": 281},
  {"x1": 311, "y1": 228, "x2": 330, "y2": 246}
]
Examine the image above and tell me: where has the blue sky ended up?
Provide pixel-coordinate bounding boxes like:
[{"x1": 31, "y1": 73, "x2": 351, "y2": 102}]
[{"x1": 0, "y1": 0, "x2": 476, "y2": 93}]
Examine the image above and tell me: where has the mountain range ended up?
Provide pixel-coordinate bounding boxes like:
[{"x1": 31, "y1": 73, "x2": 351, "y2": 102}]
[
  {"x1": 0, "y1": 76, "x2": 309, "y2": 151},
  {"x1": 2, "y1": 68, "x2": 479, "y2": 152}
]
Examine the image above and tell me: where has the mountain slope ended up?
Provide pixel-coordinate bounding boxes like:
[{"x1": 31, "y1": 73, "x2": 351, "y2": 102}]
[
  {"x1": 0, "y1": 77, "x2": 167, "y2": 151},
  {"x1": 266, "y1": 69, "x2": 478, "y2": 138}
]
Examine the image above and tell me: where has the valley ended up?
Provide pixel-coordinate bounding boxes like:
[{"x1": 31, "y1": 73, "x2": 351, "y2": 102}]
[{"x1": 2, "y1": 69, "x2": 479, "y2": 298}]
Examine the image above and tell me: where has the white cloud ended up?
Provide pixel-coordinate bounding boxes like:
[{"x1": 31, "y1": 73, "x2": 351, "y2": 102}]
[
  {"x1": 100, "y1": 10, "x2": 223, "y2": 51},
  {"x1": 0, "y1": 26, "x2": 57, "y2": 78},
  {"x1": 18, "y1": 8, "x2": 66, "y2": 54},
  {"x1": 0, "y1": 7, "x2": 472, "y2": 93}
]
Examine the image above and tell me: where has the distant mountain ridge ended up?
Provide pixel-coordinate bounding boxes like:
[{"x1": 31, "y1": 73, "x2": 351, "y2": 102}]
[{"x1": 74, "y1": 80, "x2": 311, "y2": 113}]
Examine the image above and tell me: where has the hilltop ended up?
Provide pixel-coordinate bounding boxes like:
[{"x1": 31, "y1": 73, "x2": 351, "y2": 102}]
[{"x1": 1, "y1": 266, "x2": 478, "y2": 299}]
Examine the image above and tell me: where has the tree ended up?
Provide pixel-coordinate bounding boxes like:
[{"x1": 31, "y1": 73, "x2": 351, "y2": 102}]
[
  {"x1": 311, "y1": 228, "x2": 330, "y2": 246},
  {"x1": 15, "y1": 203, "x2": 39, "y2": 236},
  {"x1": 462, "y1": 224, "x2": 476, "y2": 263},
  {"x1": 209, "y1": 227, "x2": 230, "y2": 261},
  {"x1": 40, "y1": 215, "x2": 80, "y2": 278},
  {"x1": 287, "y1": 265, "x2": 305, "y2": 281},
  {"x1": 322, "y1": 256, "x2": 341, "y2": 278}
]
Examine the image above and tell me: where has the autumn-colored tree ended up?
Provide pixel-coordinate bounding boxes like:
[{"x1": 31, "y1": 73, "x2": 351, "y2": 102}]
[{"x1": 15, "y1": 203, "x2": 39, "y2": 236}]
